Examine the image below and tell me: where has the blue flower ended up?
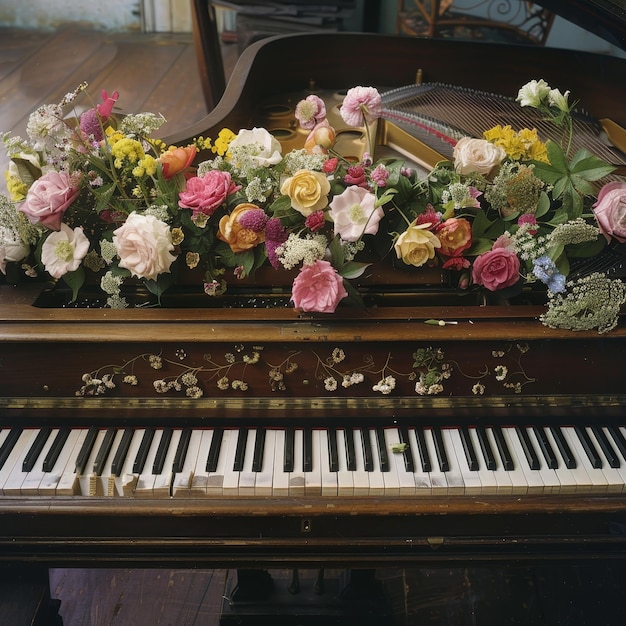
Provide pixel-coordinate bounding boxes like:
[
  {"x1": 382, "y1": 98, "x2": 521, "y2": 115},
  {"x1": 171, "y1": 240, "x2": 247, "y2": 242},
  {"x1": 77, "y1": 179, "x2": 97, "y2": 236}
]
[{"x1": 533, "y1": 255, "x2": 566, "y2": 293}]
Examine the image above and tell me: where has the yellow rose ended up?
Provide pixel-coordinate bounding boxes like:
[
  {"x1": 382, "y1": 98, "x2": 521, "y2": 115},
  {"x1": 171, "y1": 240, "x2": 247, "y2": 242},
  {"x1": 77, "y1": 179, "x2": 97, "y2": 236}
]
[
  {"x1": 394, "y1": 223, "x2": 441, "y2": 267},
  {"x1": 280, "y1": 169, "x2": 330, "y2": 217}
]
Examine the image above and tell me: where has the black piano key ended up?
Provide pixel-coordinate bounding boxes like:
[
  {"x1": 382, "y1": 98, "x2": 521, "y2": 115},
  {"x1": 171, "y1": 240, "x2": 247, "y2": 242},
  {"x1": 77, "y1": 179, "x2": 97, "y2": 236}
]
[
  {"x1": 0, "y1": 428, "x2": 23, "y2": 471},
  {"x1": 327, "y1": 428, "x2": 339, "y2": 473},
  {"x1": 233, "y1": 428, "x2": 248, "y2": 472},
  {"x1": 431, "y1": 428, "x2": 449, "y2": 472},
  {"x1": 575, "y1": 425, "x2": 602, "y2": 469},
  {"x1": 607, "y1": 426, "x2": 626, "y2": 462},
  {"x1": 303, "y1": 428, "x2": 313, "y2": 473},
  {"x1": 459, "y1": 426, "x2": 479, "y2": 471},
  {"x1": 360, "y1": 428, "x2": 374, "y2": 472},
  {"x1": 476, "y1": 427, "x2": 497, "y2": 471},
  {"x1": 549, "y1": 426, "x2": 576, "y2": 469},
  {"x1": 344, "y1": 429, "x2": 357, "y2": 471},
  {"x1": 152, "y1": 428, "x2": 173, "y2": 474},
  {"x1": 133, "y1": 427, "x2": 156, "y2": 474},
  {"x1": 111, "y1": 428, "x2": 134, "y2": 476},
  {"x1": 172, "y1": 428, "x2": 192, "y2": 473},
  {"x1": 283, "y1": 428, "x2": 295, "y2": 472},
  {"x1": 75, "y1": 427, "x2": 98, "y2": 474},
  {"x1": 533, "y1": 427, "x2": 558, "y2": 469},
  {"x1": 398, "y1": 427, "x2": 415, "y2": 473},
  {"x1": 93, "y1": 428, "x2": 116, "y2": 476},
  {"x1": 375, "y1": 428, "x2": 389, "y2": 472},
  {"x1": 492, "y1": 427, "x2": 514, "y2": 471},
  {"x1": 22, "y1": 427, "x2": 51, "y2": 472},
  {"x1": 42, "y1": 428, "x2": 71, "y2": 472},
  {"x1": 414, "y1": 428, "x2": 432, "y2": 472},
  {"x1": 206, "y1": 428, "x2": 223, "y2": 472},
  {"x1": 515, "y1": 427, "x2": 541, "y2": 470},
  {"x1": 591, "y1": 426, "x2": 620, "y2": 468},
  {"x1": 252, "y1": 428, "x2": 266, "y2": 472}
]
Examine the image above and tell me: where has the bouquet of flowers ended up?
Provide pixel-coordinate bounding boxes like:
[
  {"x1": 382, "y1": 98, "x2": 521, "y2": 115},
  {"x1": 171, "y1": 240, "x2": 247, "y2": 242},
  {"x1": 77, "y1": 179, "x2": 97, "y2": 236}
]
[{"x1": 1, "y1": 79, "x2": 625, "y2": 332}]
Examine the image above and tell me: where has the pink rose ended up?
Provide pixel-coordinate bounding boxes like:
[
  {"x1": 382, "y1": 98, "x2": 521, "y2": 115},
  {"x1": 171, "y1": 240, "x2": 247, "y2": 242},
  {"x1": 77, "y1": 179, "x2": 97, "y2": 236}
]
[
  {"x1": 178, "y1": 170, "x2": 239, "y2": 218},
  {"x1": 291, "y1": 259, "x2": 348, "y2": 313},
  {"x1": 593, "y1": 181, "x2": 626, "y2": 243},
  {"x1": 19, "y1": 171, "x2": 80, "y2": 231},
  {"x1": 472, "y1": 237, "x2": 520, "y2": 291}
]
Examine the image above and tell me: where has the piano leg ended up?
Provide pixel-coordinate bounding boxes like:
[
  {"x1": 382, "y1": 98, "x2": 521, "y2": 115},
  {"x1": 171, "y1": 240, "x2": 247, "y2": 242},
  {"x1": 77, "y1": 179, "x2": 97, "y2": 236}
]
[{"x1": 230, "y1": 568, "x2": 275, "y2": 602}]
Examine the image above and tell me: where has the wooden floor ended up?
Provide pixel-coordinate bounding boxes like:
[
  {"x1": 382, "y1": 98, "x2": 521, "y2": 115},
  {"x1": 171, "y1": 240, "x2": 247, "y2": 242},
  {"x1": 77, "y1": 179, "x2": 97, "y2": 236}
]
[{"x1": 2, "y1": 25, "x2": 626, "y2": 626}]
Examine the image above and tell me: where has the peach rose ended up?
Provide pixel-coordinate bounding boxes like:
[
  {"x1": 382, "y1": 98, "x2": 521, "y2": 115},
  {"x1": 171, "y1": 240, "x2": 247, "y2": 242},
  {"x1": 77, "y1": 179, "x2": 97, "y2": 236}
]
[
  {"x1": 160, "y1": 145, "x2": 197, "y2": 180},
  {"x1": 19, "y1": 170, "x2": 80, "y2": 231},
  {"x1": 218, "y1": 203, "x2": 267, "y2": 253},
  {"x1": 394, "y1": 222, "x2": 441, "y2": 267},
  {"x1": 291, "y1": 259, "x2": 348, "y2": 313},
  {"x1": 113, "y1": 212, "x2": 176, "y2": 281},
  {"x1": 453, "y1": 137, "x2": 505, "y2": 176},
  {"x1": 593, "y1": 181, "x2": 626, "y2": 243},
  {"x1": 280, "y1": 169, "x2": 330, "y2": 217},
  {"x1": 304, "y1": 120, "x2": 336, "y2": 154},
  {"x1": 436, "y1": 217, "x2": 472, "y2": 256}
]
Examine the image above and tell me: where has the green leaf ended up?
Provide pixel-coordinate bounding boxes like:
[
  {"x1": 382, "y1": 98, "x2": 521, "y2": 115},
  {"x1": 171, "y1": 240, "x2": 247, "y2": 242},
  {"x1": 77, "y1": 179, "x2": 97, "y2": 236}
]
[
  {"x1": 144, "y1": 272, "x2": 176, "y2": 304},
  {"x1": 569, "y1": 154, "x2": 616, "y2": 181},
  {"x1": 13, "y1": 157, "x2": 41, "y2": 186},
  {"x1": 339, "y1": 260, "x2": 371, "y2": 279},
  {"x1": 545, "y1": 140, "x2": 569, "y2": 173},
  {"x1": 61, "y1": 267, "x2": 85, "y2": 302}
]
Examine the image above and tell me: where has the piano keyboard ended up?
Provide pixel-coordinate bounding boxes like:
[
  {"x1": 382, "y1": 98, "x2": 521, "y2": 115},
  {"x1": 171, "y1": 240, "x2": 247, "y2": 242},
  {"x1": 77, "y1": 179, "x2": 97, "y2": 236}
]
[{"x1": 2, "y1": 425, "x2": 626, "y2": 498}]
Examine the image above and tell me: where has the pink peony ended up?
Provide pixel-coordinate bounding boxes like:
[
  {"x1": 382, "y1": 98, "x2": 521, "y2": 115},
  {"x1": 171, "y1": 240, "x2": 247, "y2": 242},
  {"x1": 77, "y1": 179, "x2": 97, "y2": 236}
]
[
  {"x1": 593, "y1": 181, "x2": 626, "y2": 243},
  {"x1": 340, "y1": 86, "x2": 382, "y2": 127},
  {"x1": 19, "y1": 171, "x2": 80, "y2": 231},
  {"x1": 291, "y1": 259, "x2": 348, "y2": 313},
  {"x1": 329, "y1": 185, "x2": 383, "y2": 242},
  {"x1": 472, "y1": 236, "x2": 520, "y2": 291},
  {"x1": 178, "y1": 170, "x2": 239, "y2": 218}
]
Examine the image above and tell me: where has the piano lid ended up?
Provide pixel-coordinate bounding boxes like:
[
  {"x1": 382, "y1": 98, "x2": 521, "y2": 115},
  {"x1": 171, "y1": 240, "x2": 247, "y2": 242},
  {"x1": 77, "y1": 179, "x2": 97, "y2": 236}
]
[{"x1": 537, "y1": 0, "x2": 626, "y2": 50}]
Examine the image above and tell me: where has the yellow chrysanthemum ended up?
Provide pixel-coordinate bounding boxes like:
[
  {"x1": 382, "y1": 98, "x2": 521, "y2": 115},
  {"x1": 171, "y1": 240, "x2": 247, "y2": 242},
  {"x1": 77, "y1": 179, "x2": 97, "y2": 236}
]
[{"x1": 111, "y1": 138, "x2": 145, "y2": 167}]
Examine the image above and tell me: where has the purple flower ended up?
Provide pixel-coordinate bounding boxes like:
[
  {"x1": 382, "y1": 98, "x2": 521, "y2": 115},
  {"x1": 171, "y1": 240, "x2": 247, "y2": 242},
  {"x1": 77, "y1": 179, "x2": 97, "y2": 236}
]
[
  {"x1": 238, "y1": 208, "x2": 268, "y2": 232},
  {"x1": 370, "y1": 164, "x2": 389, "y2": 187},
  {"x1": 265, "y1": 217, "x2": 288, "y2": 269}
]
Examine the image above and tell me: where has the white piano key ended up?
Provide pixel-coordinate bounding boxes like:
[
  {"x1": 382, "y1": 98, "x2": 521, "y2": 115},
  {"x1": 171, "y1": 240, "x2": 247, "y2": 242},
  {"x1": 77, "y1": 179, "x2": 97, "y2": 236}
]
[
  {"x1": 602, "y1": 427, "x2": 626, "y2": 490},
  {"x1": 134, "y1": 429, "x2": 166, "y2": 498},
  {"x1": 447, "y1": 429, "x2": 482, "y2": 495},
  {"x1": 526, "y1": 428, "x2": 561, "y2": 495},
  {"x1": 95, "y1": 429, "x2": 126, "y2": 497},
  {"x1": 542, "y1": 427, "x2": 579, "y2": 495},
  {"x1": 38, "y1": 429, "x2": 84, "y2": 496},
  {"x1": 152, "y1": 429, "x2": 180, "y2": 497},
  {"x1": 171, "y1": 430, "x2": 203, "y2": 498},
  {"x1": 423, "y1": 429, "x2": 453, "y2": 495},
  {"x1": 272, "y1": 429, "x2": 290, "y2": 497},
  {"x1": 587, "y1": 427, "x2": 624, "y2": 494},
  {"x1": 238, "y1": 429, "x2": 259, "y2": 496},
  {"x1": 371, "y1": 428, "x2": 396, "y2": 496},
  {"x1": 206, "y1": 428, "x2": 232, "y2": 496},
  {"x1": 500, "y1": 428, "x2": 538, "y2": 495},
  {"x1": 336, "y1": 429, "x2": 354, "y2": 497},
  {"x1": 1, "y1": 430, "x2": 41, "y2": 496},
  {"x1": 561, "y1": 427, "x2": 608, "y2": 494},
  {"x1": 254, "y1": 429, "x2": 276, "y2": 496},
  {"x1": 221, "y1": 429, "x2": 242, "y2": 497},
  {"x1": 304, "y1": 430, "x2": 322, "y2": 496},
  {"x1": 20, "y1": 428, "x2": 61, "y2": 495},
  {"x1": 188, "y1": 430, "x2": 213, "y2": 496},
  {"x1": 466, "y1": 428, "x2": 499, "y2": 495},
  {"x1": 436, "y1": 429, "x2": 465, "y2": 495},
  {"x1": 386, "y1": 428, "x2": 416, "y2": 495},
  {"x1": 351, "y1": 429, "x2": 372, "y2": 496},
  {"x1": 289, "y1": 429, "x2": 306, "y2": 496},
  {"x1": 406, "y1": 429, "x2": 432, "y2": 495},
  {"x1": 320, "y1": 430, "x2": 338, "y2": 497},
  {"x1": 108, "y1": 429, "x2": 143, "y2": 497},
  {"x1": 483, "y1": 428, "x2": 514, "y2": 495}
]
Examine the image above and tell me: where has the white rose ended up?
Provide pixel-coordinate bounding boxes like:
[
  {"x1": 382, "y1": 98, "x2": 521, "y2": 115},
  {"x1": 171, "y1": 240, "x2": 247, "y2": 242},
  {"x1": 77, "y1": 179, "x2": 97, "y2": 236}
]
[
  {"x1": 516, "y1": 79, "x2": 551, "y2": 108},
  {"x1": 41, "y1": 223, "x2": 89, "y2": 278},
  {"x1": 453, "y1": 137, "x2": 506, "y2": 176},
  {"x1": 228, "y1": 127, "x2": 282, "y2": 167},
  {"x1": 113, "y1": 212, "x2": 176, "y2": 281},
  {"x1": 0, "y1": 227, "x2": 30, "y2": 275}
]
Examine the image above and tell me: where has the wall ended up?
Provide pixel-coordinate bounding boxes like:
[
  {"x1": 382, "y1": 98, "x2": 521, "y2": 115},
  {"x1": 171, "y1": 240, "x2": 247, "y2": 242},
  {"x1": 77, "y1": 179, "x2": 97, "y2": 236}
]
[{"x1": 0, "y1": 0, "x2": 142, "y2": 31}]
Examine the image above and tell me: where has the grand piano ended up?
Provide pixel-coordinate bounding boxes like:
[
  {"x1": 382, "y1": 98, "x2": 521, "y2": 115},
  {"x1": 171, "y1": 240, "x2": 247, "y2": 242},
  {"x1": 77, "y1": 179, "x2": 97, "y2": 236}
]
[{"x1": 1, "y1": 1, "x2": 626, "y2": 601}]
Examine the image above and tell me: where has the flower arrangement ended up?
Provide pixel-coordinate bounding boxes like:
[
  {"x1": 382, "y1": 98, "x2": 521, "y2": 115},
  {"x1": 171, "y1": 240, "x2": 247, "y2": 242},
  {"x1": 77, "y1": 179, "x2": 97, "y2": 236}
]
[{"x1": 1, "y1": 79, "x2": 625, "y2": 332}]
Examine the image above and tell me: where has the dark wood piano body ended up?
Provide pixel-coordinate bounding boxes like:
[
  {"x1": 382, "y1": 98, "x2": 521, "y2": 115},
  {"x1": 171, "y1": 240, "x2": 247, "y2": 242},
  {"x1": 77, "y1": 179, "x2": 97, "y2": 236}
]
[{"x1": 2, "y1": 29, "x2": 626, "y2": 570}]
